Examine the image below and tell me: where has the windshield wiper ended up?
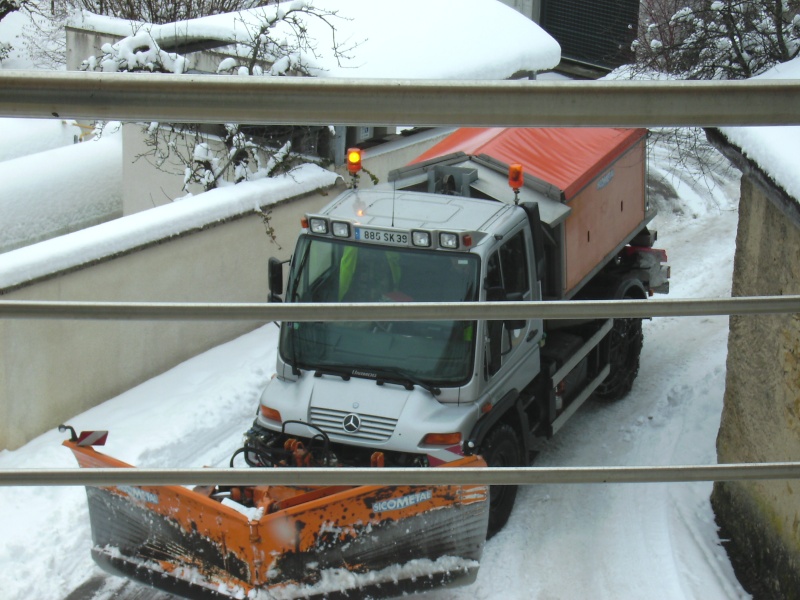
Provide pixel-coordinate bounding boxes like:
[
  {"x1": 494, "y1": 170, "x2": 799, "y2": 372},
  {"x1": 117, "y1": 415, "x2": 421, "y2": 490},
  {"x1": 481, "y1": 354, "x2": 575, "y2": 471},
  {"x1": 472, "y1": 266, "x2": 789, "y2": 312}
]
[
  {"x1": 373, "y1": 368, "x2": 442, "y2": 397},
  {"x1": 313, "y1": 365, "x2": 441, "y2": 396},
  {"x1": 313, "y1": 365, "x2": 352, "y2": 381}
]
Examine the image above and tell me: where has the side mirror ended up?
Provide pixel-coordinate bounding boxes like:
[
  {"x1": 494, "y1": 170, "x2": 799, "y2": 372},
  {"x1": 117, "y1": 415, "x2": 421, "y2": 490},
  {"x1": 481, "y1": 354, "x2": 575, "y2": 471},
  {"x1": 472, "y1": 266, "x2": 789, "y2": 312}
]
[{"x1": 268, "y1": 257, "x2": 284, "y2": 302}]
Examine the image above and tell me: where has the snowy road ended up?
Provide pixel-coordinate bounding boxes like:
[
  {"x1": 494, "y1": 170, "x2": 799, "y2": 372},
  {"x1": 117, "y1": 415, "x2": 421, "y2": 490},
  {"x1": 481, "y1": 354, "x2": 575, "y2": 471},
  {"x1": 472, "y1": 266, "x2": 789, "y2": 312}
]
[{"x1": 0, "y1": 164, "x2": 750, "y2": 600}]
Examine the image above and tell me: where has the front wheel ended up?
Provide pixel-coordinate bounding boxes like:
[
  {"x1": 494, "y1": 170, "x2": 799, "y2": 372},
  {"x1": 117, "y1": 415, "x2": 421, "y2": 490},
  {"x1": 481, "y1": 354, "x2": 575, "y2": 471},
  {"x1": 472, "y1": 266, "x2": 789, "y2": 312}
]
[
  {"x1": 480, "y1": 423, "x2": 523, "y2": 538},
  {"x1": 594, "y1": 316, "x2": 643, "y2": 401}
]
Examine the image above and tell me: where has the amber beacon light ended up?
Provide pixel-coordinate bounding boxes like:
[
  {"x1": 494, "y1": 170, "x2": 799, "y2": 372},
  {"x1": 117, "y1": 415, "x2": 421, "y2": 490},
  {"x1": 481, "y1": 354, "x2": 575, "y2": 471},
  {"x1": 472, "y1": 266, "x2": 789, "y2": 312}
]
[
  {"x1": 508, "y1": 163, "x2": 524, "y2": 190},
  {"x1": 347, "y1": 147, "x2": 363, "y2": 174}
]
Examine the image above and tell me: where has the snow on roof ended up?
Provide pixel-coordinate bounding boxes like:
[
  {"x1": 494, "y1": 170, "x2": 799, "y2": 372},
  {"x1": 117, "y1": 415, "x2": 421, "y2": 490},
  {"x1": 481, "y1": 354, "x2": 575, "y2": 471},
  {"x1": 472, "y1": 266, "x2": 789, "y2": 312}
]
[
  {"x1": 72, "y1": 0, "x2": 561, "y2": 79},
  {"x1": 717, "y1": 57, "x2": 800, "y2": 204},
  {"x1": 0, "y1": 164, "x2": 340, "y2": 291},
  {"x1": 414, "y1": 127, "x2": 648, "y2": 200}
]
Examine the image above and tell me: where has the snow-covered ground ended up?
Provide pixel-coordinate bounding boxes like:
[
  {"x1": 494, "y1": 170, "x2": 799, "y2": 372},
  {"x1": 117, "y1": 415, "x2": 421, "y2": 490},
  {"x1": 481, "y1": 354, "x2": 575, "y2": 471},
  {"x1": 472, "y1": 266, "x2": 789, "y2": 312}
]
[{"x1": 0, "y1": 138, "x2": 747, "y2": 599}]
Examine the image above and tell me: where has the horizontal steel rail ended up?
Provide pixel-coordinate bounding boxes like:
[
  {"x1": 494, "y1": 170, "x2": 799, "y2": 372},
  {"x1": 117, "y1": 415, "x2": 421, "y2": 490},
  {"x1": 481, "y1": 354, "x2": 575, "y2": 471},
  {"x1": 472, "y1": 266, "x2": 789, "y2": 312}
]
[
  {"x1": 0, "y1": 296, "x2": 798, "y2": 321},
  {"x1": 1, "y1": 72, "x2": 800, "y2": 127},
  {"x1": 2, "y1": 462, "x2": 800, "y2": 487}
]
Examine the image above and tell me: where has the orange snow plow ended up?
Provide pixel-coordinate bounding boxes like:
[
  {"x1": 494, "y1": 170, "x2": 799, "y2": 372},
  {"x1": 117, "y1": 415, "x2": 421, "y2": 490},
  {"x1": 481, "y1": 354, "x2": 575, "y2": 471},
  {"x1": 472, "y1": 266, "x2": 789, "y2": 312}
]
[{"x1": 63, "y1": 428, "x2": 489, "y2": 599}]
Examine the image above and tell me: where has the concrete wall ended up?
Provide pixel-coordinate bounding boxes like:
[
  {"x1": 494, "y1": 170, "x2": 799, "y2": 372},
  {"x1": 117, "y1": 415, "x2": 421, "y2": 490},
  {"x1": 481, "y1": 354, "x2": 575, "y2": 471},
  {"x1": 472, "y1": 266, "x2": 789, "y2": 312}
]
[
  {"x1": 65, "y1": 26, "x2": 119, "y2": 70},
  {"x1": 357, "y1": 129, "x2": 455, "y2": 188},
  {"x1": 65, "y1": 26, "x2": 241, "y2": 73},
  {"x1": 122, "y1": 123, "x2": 207, "y2": 213},
  {"x1": 122, "y1": 123, "x2": 453, "y2": 212},
  {"x1": 0, "y1": 181, "x2": 345, "y2": 451},
  {"x1": 712, "y1": 176, "x2": 800, "y2": 598}
]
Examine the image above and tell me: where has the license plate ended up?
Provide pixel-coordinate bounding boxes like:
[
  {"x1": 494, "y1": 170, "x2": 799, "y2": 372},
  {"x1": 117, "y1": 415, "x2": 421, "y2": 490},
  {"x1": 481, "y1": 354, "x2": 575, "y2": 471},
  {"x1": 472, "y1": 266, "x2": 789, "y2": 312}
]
[{"x1": 354, "y1": 228, "x2": 409, "y2": 246}]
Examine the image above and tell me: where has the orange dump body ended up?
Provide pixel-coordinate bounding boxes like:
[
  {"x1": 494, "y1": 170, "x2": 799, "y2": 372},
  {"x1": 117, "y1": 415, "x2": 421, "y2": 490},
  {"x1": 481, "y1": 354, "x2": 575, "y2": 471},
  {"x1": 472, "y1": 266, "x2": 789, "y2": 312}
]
[
  {"x1": 414, "y1": 127, "x2": 650, "y2": 298},
  {"x1": 66, "y1": 440, "x2": 489, "y2": 600}
]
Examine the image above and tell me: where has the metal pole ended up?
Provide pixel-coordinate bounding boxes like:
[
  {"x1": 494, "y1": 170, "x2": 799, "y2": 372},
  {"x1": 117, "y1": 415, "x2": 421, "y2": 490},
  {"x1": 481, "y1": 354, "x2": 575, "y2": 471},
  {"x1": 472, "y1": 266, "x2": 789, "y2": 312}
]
[
  {"x1": 0, "y1": 296, "x2": 798, "y2": 321},
  {"x1": 2, "y1": 462, "x2": 799, "y2": 487},
  {"x1": 1, "y1": 72, "x2": 799, "y2": 127}
]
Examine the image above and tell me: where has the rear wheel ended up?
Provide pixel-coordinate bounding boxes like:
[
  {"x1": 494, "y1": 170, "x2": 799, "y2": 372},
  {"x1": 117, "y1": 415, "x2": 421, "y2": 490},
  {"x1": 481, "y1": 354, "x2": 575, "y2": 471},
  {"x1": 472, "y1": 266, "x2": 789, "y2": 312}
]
[
  {"x1": 481, "y1": 423, "x2": 522, "y2": 538},
  {"x1": 594, "y1": 316, "x2": 643, "y2": 401}
]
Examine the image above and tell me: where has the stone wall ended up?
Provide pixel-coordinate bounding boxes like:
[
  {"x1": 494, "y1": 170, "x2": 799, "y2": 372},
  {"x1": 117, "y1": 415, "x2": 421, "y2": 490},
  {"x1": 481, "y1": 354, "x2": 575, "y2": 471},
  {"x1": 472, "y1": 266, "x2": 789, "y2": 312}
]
[{"x1": 712, "y1": 176, "x2": 800, "y2": 599}]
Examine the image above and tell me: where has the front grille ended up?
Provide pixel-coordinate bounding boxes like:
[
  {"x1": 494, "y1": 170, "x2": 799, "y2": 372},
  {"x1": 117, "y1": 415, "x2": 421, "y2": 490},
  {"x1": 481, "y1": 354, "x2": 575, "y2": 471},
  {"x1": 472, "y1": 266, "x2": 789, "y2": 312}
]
[{"x1": 310, "y1": 407, "x2": 397, "y2": 442}]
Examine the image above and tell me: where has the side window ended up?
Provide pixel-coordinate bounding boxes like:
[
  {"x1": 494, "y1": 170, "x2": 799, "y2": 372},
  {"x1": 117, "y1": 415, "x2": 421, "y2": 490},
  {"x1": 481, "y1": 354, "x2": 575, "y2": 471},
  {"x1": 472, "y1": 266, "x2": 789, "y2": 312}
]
[
  {"x1": 486, "y1": 252, "x2": 503, "y2": 290},
  {"x1": 499, "y1": 230, "x2": 529, "y2": 297},
  {"x1": 485, "y1": 230, "x2": 530, "y2": 296},
  {"x1": 295, "y1": 240, "x2": 336, "y2": 302},
  {"x1": 308, "y1": 241, "x2": 334, "y2": 284},
  {"x1": 485, "y1": 230, "x2": 530, "y2": 377}
]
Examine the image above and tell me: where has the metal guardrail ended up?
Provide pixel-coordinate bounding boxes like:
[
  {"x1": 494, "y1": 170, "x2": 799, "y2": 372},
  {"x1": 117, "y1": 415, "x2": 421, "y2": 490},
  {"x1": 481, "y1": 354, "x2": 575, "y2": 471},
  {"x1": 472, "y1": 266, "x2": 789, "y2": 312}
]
[
  {"x1": 0, "y1": 295, "x2": 799, "y2": 321},
  {"x1": 2, "y1": 463, "x2": 800, "y2": 487},
  {"x1": 1, "y1": 72, "x2": 800, "y2": 127}
]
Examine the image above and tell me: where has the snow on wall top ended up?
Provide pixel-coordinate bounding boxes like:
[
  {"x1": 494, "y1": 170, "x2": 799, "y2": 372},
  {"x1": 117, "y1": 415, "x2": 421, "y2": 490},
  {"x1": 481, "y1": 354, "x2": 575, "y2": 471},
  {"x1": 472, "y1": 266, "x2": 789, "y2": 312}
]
[
  {"x1": 71, "y1": 0, "x2": 561, "y2": 79},
  {"x1": 0, "y1": 164, "x2": 340, "y2": 292},
  {"x1": 0, "y1": 130, "x2": 122, "y2": 254},
  {"x1": 717, "y1": 57, "x2": 800, "y2": 204}
]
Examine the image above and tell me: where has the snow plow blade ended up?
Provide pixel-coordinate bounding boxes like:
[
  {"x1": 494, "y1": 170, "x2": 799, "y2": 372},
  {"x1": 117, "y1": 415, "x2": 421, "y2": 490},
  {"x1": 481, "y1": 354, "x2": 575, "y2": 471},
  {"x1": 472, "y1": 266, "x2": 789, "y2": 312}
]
[{"x1": 65, "y1": 439, "x2": 489, "y2": 599}]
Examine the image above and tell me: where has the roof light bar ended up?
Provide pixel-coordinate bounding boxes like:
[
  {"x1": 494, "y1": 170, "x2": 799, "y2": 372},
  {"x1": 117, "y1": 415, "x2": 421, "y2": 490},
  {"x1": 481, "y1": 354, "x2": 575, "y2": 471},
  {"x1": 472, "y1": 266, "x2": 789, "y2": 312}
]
[
  {"x1": 439, "y1": 232, "x2": 459, "y2": 249},
  {"x1": 308, "y1": 217, "x2": 328, "y2": 234},
  {"x1": 412, "y1": 231, "x2": 431, "y2": 247},
  {"x1": 332, "y1": 221, "x2": 351, "y2": 238}
]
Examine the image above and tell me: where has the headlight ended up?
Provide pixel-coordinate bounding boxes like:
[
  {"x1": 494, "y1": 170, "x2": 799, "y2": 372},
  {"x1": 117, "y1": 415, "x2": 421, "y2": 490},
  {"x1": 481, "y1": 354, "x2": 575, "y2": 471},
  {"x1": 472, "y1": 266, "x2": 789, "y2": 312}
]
[
  {"x1": 439, "y1": 232, "x2": 459, "y2": 249},
  {"x1": 309, "y1": 218, "x2": 328, "y2": 234},
  {"x1": 332, "y1": 221, "x2": 350, "y2": 237},
  {"x1": 412, "y1": 230, "x2": 431, "y2": 247}
]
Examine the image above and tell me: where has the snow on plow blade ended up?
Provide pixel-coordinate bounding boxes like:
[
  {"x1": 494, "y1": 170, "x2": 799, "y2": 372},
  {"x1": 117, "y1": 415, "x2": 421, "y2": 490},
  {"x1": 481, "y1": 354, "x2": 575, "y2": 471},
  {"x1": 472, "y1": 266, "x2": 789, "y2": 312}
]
[{"x1": 65, "y1": 440, "x2": 489, "y2": 599}]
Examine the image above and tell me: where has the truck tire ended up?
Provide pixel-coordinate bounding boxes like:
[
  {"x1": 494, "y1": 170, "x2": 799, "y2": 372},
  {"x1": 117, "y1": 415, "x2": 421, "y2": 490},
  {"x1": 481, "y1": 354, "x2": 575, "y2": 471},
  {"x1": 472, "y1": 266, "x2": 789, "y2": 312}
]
[
  {"x1": 594, "y1": 316, "x2": 643, "y2": 401},
  {"x1": 481, "y1": 423, "x2": 522, "y2": 538}
]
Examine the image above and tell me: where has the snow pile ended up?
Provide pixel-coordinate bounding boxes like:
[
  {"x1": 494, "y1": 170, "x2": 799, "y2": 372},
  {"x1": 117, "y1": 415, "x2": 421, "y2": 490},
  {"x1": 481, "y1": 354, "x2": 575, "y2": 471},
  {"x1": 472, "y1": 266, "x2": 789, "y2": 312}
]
[
  {"x1": 264, "y1": 556, "x2": 478, "y2": 600},
  {"x1": 0, "y1": 118, "x2": 83, "y2": 162},
  {"x1": 0, "y1": 7, "x2": 33, "y2": 70},
  {"x1": 0, "y1": 129, "x2": 123, "y2": 254},
  {"x1": 0, "y1": 163, "x2": 339, "y2": 290},
  {"x1": 77, "y1": 0, "x2": 560, "y2": 79},
  {"x1": 717, "y1": 56, "x2": 800, "y2": 203}
]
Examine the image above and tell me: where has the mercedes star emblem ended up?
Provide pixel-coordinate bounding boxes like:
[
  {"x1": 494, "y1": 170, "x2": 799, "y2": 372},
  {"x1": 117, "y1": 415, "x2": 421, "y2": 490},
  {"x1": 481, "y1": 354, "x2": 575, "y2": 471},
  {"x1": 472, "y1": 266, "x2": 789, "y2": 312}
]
[{"x1": 342, "y1": 413, "x2": 362, "y2": 433}]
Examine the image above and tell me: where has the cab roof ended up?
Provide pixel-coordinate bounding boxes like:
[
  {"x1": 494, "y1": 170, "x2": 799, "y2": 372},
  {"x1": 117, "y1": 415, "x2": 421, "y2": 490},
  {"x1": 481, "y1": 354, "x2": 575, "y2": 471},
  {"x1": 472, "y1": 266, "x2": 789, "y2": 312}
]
[{"x1": 322, "y1": 188, "x2": 513, "y2": 234}]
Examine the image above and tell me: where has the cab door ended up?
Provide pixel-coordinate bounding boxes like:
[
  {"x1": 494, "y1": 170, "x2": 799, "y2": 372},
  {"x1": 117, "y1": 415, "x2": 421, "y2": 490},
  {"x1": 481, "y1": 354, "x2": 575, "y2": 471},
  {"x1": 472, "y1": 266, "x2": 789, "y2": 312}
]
[{"x1": 483, "y1": 227, "x2": 542, "y2": 390}]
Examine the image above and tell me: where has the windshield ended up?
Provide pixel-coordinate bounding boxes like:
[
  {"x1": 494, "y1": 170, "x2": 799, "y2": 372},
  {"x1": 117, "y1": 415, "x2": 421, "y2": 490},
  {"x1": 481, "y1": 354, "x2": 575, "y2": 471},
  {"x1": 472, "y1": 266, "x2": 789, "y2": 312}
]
[{"x1": 280, "y1": 235, "x2": 480, "y2": 386}]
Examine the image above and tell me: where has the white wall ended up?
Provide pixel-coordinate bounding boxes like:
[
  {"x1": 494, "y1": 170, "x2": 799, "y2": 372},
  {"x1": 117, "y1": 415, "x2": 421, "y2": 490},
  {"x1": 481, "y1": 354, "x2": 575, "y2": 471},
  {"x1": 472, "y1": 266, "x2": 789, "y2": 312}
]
[{"x1": 0, "y1": 180, "x2": 345, "y2": 450}]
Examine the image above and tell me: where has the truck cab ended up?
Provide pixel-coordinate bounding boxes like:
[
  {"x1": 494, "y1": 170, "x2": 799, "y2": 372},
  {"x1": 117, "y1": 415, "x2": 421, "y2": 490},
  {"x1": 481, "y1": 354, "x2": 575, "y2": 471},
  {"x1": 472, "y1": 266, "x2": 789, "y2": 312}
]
[{"x1": 256, "y1": 183, "x2": 544, "y2": 460}]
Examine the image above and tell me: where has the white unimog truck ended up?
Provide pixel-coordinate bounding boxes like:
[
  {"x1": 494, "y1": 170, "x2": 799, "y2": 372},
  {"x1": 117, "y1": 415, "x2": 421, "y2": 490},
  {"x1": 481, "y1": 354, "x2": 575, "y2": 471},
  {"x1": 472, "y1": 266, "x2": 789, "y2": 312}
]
[{"x1": 244, "y1": 127, "x2": 670, "y2": 536}]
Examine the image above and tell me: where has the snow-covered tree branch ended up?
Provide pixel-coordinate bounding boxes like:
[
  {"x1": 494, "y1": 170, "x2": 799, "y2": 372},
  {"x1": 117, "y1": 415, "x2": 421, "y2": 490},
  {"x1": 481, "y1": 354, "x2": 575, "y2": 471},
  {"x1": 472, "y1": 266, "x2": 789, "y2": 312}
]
[
  {"x1": 69, "y1": 0, "x2": 259, "y2": 25},
  {"x1": 633, "y1": 0, "x2": 800, "y2": 80},
  {"x1": 0, "y1": 0, "x2": 30, "y2": 62},
  {"x1": 82, "y1": 1, "x2": 355, "y2": 192},
  {"x1": 0, "y1": 0, "x2": 26, "y2": 21},
  {"x1": 623, "y1": 0, "x2": 798, "y2": 195}
]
